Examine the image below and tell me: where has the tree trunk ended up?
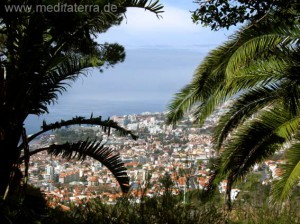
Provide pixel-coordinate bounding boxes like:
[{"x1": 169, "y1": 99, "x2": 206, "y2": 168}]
[{"x1": 0, "y1": 123, "x2": 23, "y2": 198}]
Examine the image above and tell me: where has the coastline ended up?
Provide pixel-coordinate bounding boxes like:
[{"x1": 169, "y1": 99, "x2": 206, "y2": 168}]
[{"x1": 25, "y1": 100, "x2": 168, "y2": 134}]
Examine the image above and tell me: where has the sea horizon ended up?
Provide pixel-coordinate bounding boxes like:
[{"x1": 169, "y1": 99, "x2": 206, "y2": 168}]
[
  {"x1": 25, "y1": 99, "x2": 168, "y2": 135},
  {"x1": 24, "y1": 47, "x2": 204, "y2": 135}
]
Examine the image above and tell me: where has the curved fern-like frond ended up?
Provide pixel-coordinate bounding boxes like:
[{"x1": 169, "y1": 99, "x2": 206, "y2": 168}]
[
  {"x1": 271, "y1": 142, "x2": 300, "y2": 203},
  {"x1": 226, "y1": 57, "x2": 287, "y2": 91},
  {"x1": 221, "y1": 109, "x2": 299, "y2": 176},
  {"x1": 29, "y1": 55, "x2": 98, "y2": 115},
  {"x1": 166, "y1": 33, "x2": 244, "y2": 125},
  {"x1": 213, "y1": 84, "x2": 282, "y2": 150},
  {"x1": 215, "y1": 108, "x2": 300, "y2": 205},
  {"x1": 31, "y1": 116, "x2": 136, "y2": 142},
  {"x1": 225, "y1": 24, "x2": 300, "y2": 77},
  {"x1": 123, "y1": 0, "x2": 164, "y2": 16},
  {"x1": 167, "y1": 22, "x2": 300, "y2": 127},
  {"x1": 191, "y1": 84, "x2": 243, "y2": 126},
  {"x1": 166, "y1": 83, "x2": 200, "y2": 125},
  {"x1": 23, "y1": 140, "x2": 130, "y2": 193}
]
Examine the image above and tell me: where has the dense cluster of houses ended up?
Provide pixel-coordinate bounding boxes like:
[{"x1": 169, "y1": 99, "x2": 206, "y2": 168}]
[{"x1": 25, "y1": 111, "x2": 281, "y2": 209}]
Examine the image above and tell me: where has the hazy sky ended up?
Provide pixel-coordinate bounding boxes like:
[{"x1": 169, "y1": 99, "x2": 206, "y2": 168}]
[
  {"x1": 25, "y1": 1, "x2": 234, "y2": 133},
  {"x1": 100, "y1": 0, "x2": 232, "y2": 49}
]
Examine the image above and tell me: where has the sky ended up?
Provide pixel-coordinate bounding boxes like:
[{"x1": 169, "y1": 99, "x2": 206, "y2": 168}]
[
  {"x1": 25, "y1": 1, "x2": 234, "y2": 133},
  {"x1": 100, "y1": 0, "x2": 232, "y2": 49}
]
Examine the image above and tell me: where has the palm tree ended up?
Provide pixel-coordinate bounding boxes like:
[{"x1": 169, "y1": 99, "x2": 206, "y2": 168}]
[
  {"x1": 167, "y1": 19, "x2": 300, "y2": 208},
  {"x1": 0, "y1": 0, "x2": 163, "y2": 198}
]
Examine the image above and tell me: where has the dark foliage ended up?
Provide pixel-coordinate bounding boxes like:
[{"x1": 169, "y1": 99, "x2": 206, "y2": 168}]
[{"x1": 192, "y1": 0, "x2": 300, "y2": 30}]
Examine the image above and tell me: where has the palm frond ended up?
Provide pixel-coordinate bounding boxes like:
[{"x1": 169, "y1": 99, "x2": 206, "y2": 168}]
[
  {"x1": 213, "y1": 84, "x2": 282, "y2": 150},
  {"x1": 226, "y1": 57, "x2": 287, "y2": 89},
  {"x1": 123, "y1": 0, "x2": 164, "y2": 16},
  {"x1": 21, "y1": 127, "x2": 30, "y2": 185},
  {"x1": 220, "y1": 129, "x2": 283, "y2": 183},
  {"x1": 166, "y1": 31, "x2": 246, "y2": 125},
  {"x1": 166, "y1": 83, "x2": 200, "y2": 125},
  {"x1": 226, "y1": 24, "x2": 300, "y2": 77},
  {"x1": 167, "y1": 22, "x2": 292, "y2": 126},
  {"x1": 281, "y1": 81, "x2": 300, "y2": 116},
  {"x1": 24, "y1": 140, "x2": 130, "y2": 193},
  {"x1": 220, "y1": 109, "x2": 298, "y2": 179},
  {"x1": 20, "y1": 116, "x2": 137, "y2": 150},
  {"x1": 271, "y1": 142, "x2": 300, "y2": 203},
  {"x1": 29, "y1": 55, "x2": 97, "y2": 115},
  {"x1": 213, "y1": 104, "x2": 300, "y2": 207},
  {"x1": 192, "y1": 86, "x2": 230, "y2": 125}
]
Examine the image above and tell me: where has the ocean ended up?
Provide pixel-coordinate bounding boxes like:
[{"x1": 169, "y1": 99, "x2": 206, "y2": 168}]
[
  {"x1": 24, "y1": 48, "x2": 205, "y2": 135},
  {"x1": 24, "y1": 99, "x2": 168, "y2": 134}
]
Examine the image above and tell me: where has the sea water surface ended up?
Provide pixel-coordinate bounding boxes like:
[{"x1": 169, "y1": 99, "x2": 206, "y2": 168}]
[
  {"x1": 25, "y1": 99, "x2": 167, "y2": 134},
  {"x1": 24, "y1": 48, "x2": 206, "y2": 134}
]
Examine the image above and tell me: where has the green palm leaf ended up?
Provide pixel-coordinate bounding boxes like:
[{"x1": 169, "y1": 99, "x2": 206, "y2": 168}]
[
  {"x1": 166, "y1": 33, "x2": 244, "y2": 125},
  {"x1": 213, "y1": 84, "x2": 283, "y2": 150},
  {"x1": 29, "y1": 55, "x2": 98, "y2": 114},
  {"x1": 271, "y1": 142, "x2": 300, "y2": 203},
  {"x1": 226, "y1": 24, "x2": 300, "y2": 77},
  {"x1": 166, "y1": 83, "x2": 200, "y2": 125},
  {"x1": 212, "y1": 109, "x2": 300, "y2": 206},
  {"x1": 192, "y1": 86, "x2": 230, "y2": 125},
  {"x1": 221, "y1": 109, "x2": 299, "y2": 176}
]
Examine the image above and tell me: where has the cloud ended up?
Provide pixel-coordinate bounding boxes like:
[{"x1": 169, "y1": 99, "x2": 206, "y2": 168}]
[
  {"x1": 99, "y1": 4, "x2": 233, "y2": 49},
  {"x1": 120, "y1": 5, "x2": 197, "y2": 32}
]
